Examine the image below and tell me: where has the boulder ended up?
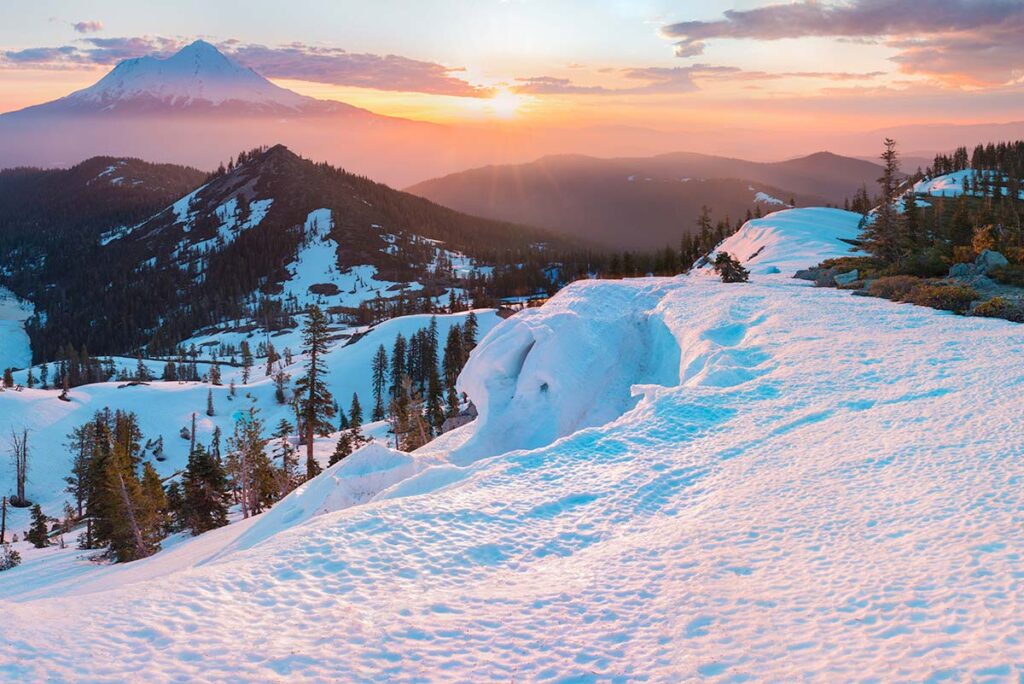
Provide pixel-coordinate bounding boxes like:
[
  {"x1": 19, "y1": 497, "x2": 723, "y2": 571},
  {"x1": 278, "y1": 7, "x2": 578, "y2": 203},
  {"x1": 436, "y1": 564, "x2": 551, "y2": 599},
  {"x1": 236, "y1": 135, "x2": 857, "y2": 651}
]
[
  {"x1": 834, "y1": 269, "x2": 860, "y2": 287},
  {"x1": 948, "y1": 262, "x2": 978, "y2": 278},
  {"x1": 962, "y1": 275, "x2": 999, "y2": 291},
  {"x1": 814, "y1": 268, "x2": 838, "y2": 288},
  {"x1": 975, "y1": 249, "x2": 1009, "y2": 274},
  {"x1": 793, "y1": 268, "x2": 819, "y2": 281}
]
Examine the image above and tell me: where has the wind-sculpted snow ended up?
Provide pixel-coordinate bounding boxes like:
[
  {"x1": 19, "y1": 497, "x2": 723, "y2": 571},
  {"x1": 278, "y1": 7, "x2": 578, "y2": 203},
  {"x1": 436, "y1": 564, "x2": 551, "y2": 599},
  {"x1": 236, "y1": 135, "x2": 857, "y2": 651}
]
[
  {"x1": 449, "y1": 279, "x2": 681, "y2": 465},
  {"x1": 2, "y1": 216, "x2": 1024, "y2": 679}
]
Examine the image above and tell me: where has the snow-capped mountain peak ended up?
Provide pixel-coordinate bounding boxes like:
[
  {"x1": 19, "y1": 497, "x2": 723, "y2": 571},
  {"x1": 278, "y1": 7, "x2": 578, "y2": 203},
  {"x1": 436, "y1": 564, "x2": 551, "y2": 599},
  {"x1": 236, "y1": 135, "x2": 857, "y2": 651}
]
[{"x1": 62, "y1": 40, "x2": 309, "y2": 113}]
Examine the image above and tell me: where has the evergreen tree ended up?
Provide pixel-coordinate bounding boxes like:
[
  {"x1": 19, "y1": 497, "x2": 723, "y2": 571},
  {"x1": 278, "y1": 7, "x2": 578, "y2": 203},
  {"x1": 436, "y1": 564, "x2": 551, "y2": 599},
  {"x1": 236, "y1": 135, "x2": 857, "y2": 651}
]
[
  {"x1": 274, "y1": 370, "x2": 290, "y2": 404},
  {"x1": 371, "y1": 344, "x2": 388, "y2": 421},
  {"x1": 272, "y1": 419, "x2": 298, "y2": 495},
  {"x1": 240, "y1": 341, "x2": 253, "y2": 385},
  {"x1": 139, "y1": 462, "x2": 168, "y2": 539},
  {"x1": 182, "y1": 444, "x2": 230, "y2": 534},
  {"x1": 442, "y1": 325, "x2": 465, "y2": 390},
  {"x1": 426, "y1": 362, "x2": 445, "y2": 430},
  {"x1": 390, "y1": 334, "x2": 407, "y2": 398},
  {"x1": 26, "y1": 504, "x2": 49, "y2": 548},
  {"x1": 294, "y1": 305, "x2": 335, "y2": 480},
  {"x1": 861, "y1": 138, "x2": 905, "y2": 264},
  {"x1": 713, "y1": 252, "x2": 750, "y2": 283},
  {"x1": 206, "y1": 389, "x2": 215, "y2": 417},
  {"x1": 349, "y1": 393, "x2": 364, "y2": 434},
  {"x1": 463, "y1": 311, "x2": 479, "y2": 352},
  {"x1": 209, "y1": 361, "x2": 222, "y2": 386},
  {"x1": 329, "y1": 431, "x2": 352, "y2": 466}
]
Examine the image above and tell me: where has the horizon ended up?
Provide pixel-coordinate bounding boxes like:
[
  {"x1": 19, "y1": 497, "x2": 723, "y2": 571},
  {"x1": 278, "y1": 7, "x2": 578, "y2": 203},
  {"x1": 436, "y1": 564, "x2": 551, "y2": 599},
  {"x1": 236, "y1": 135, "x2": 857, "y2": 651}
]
[{"x1": 2, "y1": 1, "x2": 1022, "y2": 137}]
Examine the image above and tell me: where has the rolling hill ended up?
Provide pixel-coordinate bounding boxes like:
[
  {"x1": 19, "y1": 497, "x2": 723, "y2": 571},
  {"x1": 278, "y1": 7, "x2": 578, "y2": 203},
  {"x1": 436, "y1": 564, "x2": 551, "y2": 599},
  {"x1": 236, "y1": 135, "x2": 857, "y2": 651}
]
[{"x1": 407, "y1": 151, "x2": 887, "y2": 249}]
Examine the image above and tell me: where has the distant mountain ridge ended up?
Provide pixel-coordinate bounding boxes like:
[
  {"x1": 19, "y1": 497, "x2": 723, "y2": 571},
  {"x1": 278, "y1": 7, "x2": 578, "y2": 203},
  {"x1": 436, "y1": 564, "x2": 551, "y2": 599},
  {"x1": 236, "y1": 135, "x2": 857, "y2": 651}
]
[
  {"x1": 0, "y1": 145, "x2": 569, "y2": 362},
  {"x1": 406, "y1": 151, "x2": 887, "y2": 249}
]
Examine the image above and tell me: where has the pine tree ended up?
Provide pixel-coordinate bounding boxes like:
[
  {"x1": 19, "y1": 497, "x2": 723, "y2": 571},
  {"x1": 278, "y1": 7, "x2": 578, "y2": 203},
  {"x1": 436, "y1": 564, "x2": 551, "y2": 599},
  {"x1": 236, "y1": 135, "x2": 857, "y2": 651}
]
[
  {"x1": 206, "y1": 389, "x2": 215, "y2": 417},
  {"x1": 240, "y1": 341, "x2": 253, "y2": 385},
  {"x1": 139, "y1": 462, "x2": 168, "y2": 539},
  {"x1": 209, "y1": 361, "x2": 222, "y2": 386},
  {"x1": 135, "y1": 352, "x2": 150, "y2": 382},
  {"x1": 26, "y1": 504, "x2": 49, "y2": 548},
  {"x1": 272, "y1": 419, "x2": 298, "y2": 495},
  {"x1": 329, "y1": 432, "x2": 352, "y2": 466},
  {"x1": 349, "y1": 394, "x2": 364, "y2": 434},
  {"x1": 182, "y1": 444, "x2": 229, "y2": 534},
  {"x1": 371, "y1": 344, "x2": 388, "y2": 421},
  {"x1": 861, "y1": 138, "x2": 905, "y2": 264},
  {"x1": 442, "y1": 325, "x2": 465, "y2": 390},
  {"x1": 426, "y1": 362, "x2": 445, "y2": 430},
  {"x1": 463, "y1": 311, "x2": 479, "y2": 352},
  {"x1": 271, "y1": 370, "x2": 289, "y2": 405},
  {"x1": 294, "y1": 305, "x2": 335, "y2": 480},
  {"x1": 265, "y1": 342, "x2": 278, "y2": 377},
  {"x1": 713, "y1": 252, "x2": 750, "y2": 283},
  {"x1": 390, "y1": 334, "x2": 407, "y2": 398}
]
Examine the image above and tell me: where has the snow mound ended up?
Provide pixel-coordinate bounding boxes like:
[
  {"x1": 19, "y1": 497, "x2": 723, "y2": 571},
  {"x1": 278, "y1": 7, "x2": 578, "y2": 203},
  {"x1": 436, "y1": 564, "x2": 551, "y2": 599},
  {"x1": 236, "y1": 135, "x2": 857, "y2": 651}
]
[
  {"x1": 449, "y1": 279, "x2": 681, "y2": 465},
  {"x1": 704, "y1": 207, "x2": 863, "y2": 275}
]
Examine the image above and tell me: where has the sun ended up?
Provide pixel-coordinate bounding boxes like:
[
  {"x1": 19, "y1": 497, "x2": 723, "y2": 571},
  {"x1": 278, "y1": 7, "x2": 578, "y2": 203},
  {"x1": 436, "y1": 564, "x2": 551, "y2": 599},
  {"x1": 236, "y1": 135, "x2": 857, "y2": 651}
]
[{"x1": 486, "y1": 88, "x2": 526, "y2": 119}]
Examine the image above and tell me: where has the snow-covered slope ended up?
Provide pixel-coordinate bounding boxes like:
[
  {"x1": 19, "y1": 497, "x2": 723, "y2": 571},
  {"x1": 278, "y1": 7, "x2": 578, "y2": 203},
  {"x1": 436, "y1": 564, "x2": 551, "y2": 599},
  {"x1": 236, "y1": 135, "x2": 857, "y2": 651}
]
[
  {"x1": 2, "y1": 208, "x2": 1023, "y2": 680},
  {"x1": 704, "y1": 207, "x2": 863, "y2": 275},
  {"x1": 0, "y1": 287, "x2": 33, "y2": 371},
  {"x1": 0, "y1": 310, "x2": 498, "y2": 534},
  {"x1": 58, "y1": 40, "x2": 311, "y2": 114},
  {"x1": 913, "y1": 169, "x2": 1024, "y2": 200}
]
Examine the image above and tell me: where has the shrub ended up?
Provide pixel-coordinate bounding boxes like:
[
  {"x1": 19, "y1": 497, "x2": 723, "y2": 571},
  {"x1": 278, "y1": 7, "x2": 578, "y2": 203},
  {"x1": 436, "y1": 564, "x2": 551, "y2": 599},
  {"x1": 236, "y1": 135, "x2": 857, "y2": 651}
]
[
  {"x1": 972, "y1": 297, "x2": 1024, "y2": 323},
  {"x1": 868, "y1": 275, "x2": 921, "y2": 300},
  {"x1": 899, "y1": 247, "x2": 952, "y2": 278},
  {"x1": 952, "y1": 245, "x2": 975, "y2": 264},
  {"x1": 0, "y1": 544, "x2": 20, "y2": 572},
  {"x1": 991, "y1": 264, "x2": 1024, "y2": 287},
  {"x1": 818, "y1": 256, "x2": 887, "y2": 278},
  {"x1": 904, "y1": 283, "x2": 978, "y2": 314},
  {"x1": 713, "y1": 252, "x2": 749, "y2": 283}
]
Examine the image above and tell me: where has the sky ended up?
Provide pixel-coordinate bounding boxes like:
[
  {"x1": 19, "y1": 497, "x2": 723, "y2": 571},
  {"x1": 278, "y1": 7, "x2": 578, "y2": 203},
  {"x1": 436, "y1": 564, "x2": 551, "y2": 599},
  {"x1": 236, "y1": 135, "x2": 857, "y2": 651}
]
[{"x1": 0, "y1": 0, "x2": 1022, "y2": 132}]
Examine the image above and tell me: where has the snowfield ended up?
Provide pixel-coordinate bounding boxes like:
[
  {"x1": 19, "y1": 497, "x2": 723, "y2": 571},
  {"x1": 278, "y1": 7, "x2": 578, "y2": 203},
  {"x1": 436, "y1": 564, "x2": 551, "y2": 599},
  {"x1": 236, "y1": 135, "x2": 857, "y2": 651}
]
[
  {"x1": 2, "y1": 208, "x2": 1023, "y2": 680},
  {"x1": 0, "y1": 286, "x2": 33, "y2": 371}
]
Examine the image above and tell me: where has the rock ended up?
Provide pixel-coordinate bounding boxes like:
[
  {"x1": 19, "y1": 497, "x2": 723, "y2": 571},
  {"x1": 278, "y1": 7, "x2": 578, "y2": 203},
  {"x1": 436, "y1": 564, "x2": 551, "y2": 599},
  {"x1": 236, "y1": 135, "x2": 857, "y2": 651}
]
[
  {"x1": 834, "y1": 269, "x2": 859, "y2": 287},
  {"x1": 793, "y1": 268, "x2": 819, "y2": 281},
  {"x1": 814, "y1": 268, "x2": 838, "y2": 288},
  {"x1": 962, "y1": 275, "x2": 999, "y2": 291},
  {"x1": 975, "y1": 249, "x2": 1009, "y2": 274},
  {"x1": 948, "y1": 262, "x2": 978, "y2": 278}
]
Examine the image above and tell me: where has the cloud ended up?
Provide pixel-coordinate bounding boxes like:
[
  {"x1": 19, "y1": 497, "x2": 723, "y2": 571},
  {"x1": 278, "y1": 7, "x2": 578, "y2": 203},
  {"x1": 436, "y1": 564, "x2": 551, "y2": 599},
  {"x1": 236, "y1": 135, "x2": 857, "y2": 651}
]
[
  {"x1": 0, "y1": 36, "x2": 490, "y2": 97},
  {"x1": 72, "y1": 21, "x2": 103, "y2": 34},
  {"x1": 227, "y1": 44, "x2": 492, "y2": 97},
  {"x1": 511, "y1": 65, "x2": 882, "y2": 95},
  {"x1": 661, "y1": 0, "x2": 1024, "y2": 85}
]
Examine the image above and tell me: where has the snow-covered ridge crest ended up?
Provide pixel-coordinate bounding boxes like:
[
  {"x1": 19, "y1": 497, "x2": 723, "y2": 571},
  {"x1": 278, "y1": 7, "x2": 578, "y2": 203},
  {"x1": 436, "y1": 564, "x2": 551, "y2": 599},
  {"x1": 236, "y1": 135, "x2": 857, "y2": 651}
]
[{"x1": 702, "y1": 207, "x2": 864, "y2": 275}]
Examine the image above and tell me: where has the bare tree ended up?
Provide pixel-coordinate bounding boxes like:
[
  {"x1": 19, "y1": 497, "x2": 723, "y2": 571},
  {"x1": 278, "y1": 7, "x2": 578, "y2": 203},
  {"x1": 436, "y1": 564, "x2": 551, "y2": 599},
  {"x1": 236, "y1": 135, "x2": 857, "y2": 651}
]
[{"x1": 9, "y1": 429, "x2": 29, "y2": 506}]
